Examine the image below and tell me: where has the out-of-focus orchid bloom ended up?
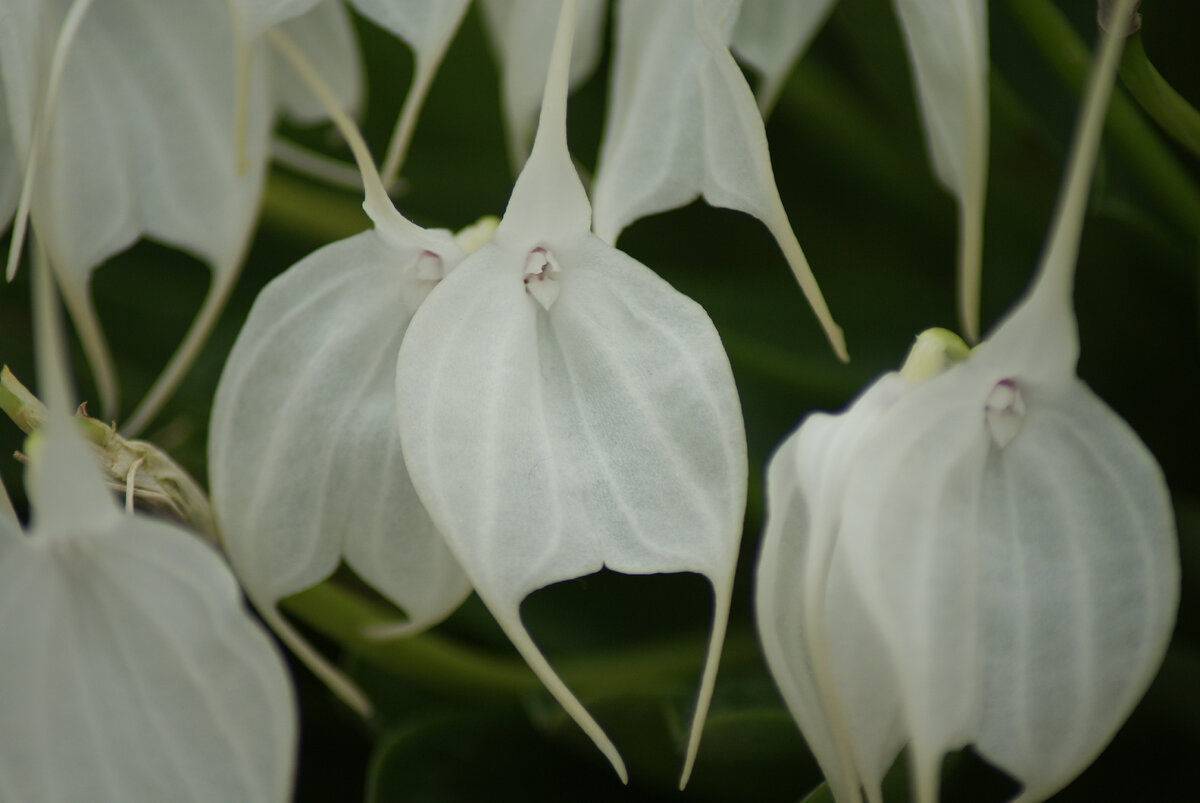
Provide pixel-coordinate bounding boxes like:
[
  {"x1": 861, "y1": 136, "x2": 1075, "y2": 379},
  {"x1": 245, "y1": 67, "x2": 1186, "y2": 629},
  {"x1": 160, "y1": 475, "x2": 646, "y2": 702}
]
[
  {"x1": 209, "y1": 29, "x2": 473, "y2": 717},
  {"x1": 396, "y1": 0, "x2": 746, "y2": 788},
  {"x1": 0, "y1": 0, "x2": 361, "y2": 437},
  {"x1": 0, "y1": 0, "x2": 270, "y2": 421},
  {"x1": 0, "y1": 247, "x2": 296, "y2": 803},
  {"x1": 479, "y1": 0, "x2": 607, "y2": 171},
  {"x1": 592, "y1": 0, "x2": 847, "y2": 362},
  {"x1": 756, "y1": 3, "x2": 1178, "y2": 802}
]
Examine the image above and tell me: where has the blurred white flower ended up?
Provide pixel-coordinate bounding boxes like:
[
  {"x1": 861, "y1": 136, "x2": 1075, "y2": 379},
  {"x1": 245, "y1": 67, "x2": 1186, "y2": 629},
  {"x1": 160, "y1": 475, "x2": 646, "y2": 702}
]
[
  {"x1": 208, "y1": 28, "x2": 473, "y2": 718},
  {"x1": 0, "y1": 248, "x2": 296, "y2": 803},
  {"x1": 756, "y1": 3, "x2": 1178, "y2": 801},
  {"x1": 0, "y1": 0, "x2": 361, "y2": 436}
]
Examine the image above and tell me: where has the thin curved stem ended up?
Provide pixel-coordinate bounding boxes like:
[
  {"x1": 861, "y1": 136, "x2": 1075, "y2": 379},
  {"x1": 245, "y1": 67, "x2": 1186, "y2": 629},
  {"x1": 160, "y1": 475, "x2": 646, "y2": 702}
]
[
  {"x1": 271, "y1": 136, "x2": 366, "y2": 193},
  {"x1": 55, "y1": 268, "x2": 118, "y2": 421},
  {"x1": 1005, "y1": 0, "x2": 1200, "y2": 238},
  {"x1": 1119, "y1": 34, "x2": 1200, "y2": 160},
  {"x1": 379, "y1": 58, "x2": 436, "y2": 190}
]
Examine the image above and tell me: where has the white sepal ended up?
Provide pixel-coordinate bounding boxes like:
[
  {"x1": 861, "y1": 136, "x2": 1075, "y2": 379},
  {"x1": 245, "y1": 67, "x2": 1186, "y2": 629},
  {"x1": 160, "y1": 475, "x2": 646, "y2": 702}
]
[
  {"x1": 592, "y1": 0, "x2": 845, "y2": 360},
  {"x1": 209, "y1": 230, "x2": 473, "y2": 664},
  {"x1": 0, "y1": 0, "x2": 271, "y2": 289},
  {"x1": 0, "y1": 440, "x2": 297, "y2": 803},
  {"x1": 3, "y1": 230, "x2": 296, "y2": 803},
  {"x1": 890, "y1": 0, "x2": 989, "y2": 341}
]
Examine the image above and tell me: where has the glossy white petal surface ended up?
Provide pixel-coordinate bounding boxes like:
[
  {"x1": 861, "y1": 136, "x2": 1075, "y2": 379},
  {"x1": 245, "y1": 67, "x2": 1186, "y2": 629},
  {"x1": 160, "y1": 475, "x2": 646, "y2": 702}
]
[
  {"x1": 210, "y1": 231, "x2": 471, "y2": 638},
  {"x1": 730, "y1": 0, "x2": 836, "y2": 114},
  {"x1": 480, "y1": 0, "x2": 607, "y2": 169}
]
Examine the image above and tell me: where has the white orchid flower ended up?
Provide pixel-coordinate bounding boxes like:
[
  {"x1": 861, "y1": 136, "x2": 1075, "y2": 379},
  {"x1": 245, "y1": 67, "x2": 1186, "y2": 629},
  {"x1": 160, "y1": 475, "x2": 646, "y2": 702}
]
[
  {"x1": 395, "y1": 0, "x2": 746, "y2": 788},
  {"x1": 0, "y1": 247, "x2": 296, "y2": 803},
  {"x1": 0, "y1": 0, "x2": 361, "y2": 438},
  {"x1": 592, "y1": 0, "x2": 847, "y2": 362},
  {"x1": 0, "y1": 0, "x2": 271, "y2": 423},
  {"x1": 209, "y1": 30, "x2": 473, "y2": 717},
  {"x1": 756, "y1": 3, "x2": 1178, "y2": 801}
]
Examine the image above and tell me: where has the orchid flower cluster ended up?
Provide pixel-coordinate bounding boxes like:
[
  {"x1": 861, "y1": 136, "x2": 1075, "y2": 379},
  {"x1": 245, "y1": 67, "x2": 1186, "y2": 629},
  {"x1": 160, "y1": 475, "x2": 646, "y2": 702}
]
[{"x1": 0, "y1": 0, "x2": 1192, "y2": 800}]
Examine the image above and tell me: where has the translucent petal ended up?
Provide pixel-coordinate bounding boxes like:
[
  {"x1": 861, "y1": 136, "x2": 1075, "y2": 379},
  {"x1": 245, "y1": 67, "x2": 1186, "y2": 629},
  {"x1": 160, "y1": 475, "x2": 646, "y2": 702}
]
[
  {"x1": 757, "y1": 376, "x2": 909, "y2": 803},
  {"x1": 230, "y1": 0, "x2": 321, "y2": 42},
  {"x1": 730, "y1": 0, "x2": 836, "y2": 115},
  {"x1": 347, "y1": 0, "x2": 470, "y2": 55},
  {"x1": 397, "y1": 231, "x2": 746, "y2": 780},
  {"x1": 0, "y1": 0, "x2": 272, "y2": 281},
  {"x1": 973, "y1": 381, "x2": 1177, "y2": 801},
  {"x1": 209, "y1": 231, "x2": 472, "y2": 639},
  {"x1": 480, "y1": 0, "x2": 607, "y2": 169},
  {"x1": 0, "y1": 88, "x2": 17, "y2": 231},
  {"x1": 890, "y1": 0, "x2": 988, "y2": 340},
  {"x1": 270, "y1": 0, "x2": 362, "y2": 124},
  {"x1": 592, "y1": 0, "x2": 845, "y2": 359},
  {"x1": 0, "y1": 498, "x2": 296, "y2": 802}
]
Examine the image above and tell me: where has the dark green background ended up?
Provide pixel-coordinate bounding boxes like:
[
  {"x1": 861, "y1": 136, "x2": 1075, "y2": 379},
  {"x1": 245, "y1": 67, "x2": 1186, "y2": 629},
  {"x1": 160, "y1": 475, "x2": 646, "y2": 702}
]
[{"x1": 1, "y1": 0, "x2": 1197, "y2": 800}]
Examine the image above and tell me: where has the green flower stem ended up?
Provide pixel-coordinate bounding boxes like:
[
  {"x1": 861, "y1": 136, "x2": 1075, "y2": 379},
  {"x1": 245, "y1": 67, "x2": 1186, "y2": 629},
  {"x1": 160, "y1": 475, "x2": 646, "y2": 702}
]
[
  {"x1": 1006, "y1": 0, "x2": 1200, "y2": 238},
  {"x1": 1119, "y1": 34, "x2": 1200, "y2": 160},
  {"x1": 260, "y1": 169, "x2": 370, "y2": 244},
  {"x1": 282, "y1": 580, "x2": 761, "y2": 702}
]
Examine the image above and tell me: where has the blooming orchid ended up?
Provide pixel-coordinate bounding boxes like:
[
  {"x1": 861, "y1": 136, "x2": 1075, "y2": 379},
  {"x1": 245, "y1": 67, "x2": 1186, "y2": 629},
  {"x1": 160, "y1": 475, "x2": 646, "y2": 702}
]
[
  {"x1": 0, "y1": 246, "x2": 296, "y2": 802},
  {"x1": 395, "y1": 0, "x2": 746, "y2": 786},
  {"x1": 209, "y1": 29, "x2": 473, "y2": 716},
  {"x1": 0, "y1": 0, "x2": 361, "y2": 436},
  {"x1": 756, "y1": 3, "x2": 1178, "y2": 801}
]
